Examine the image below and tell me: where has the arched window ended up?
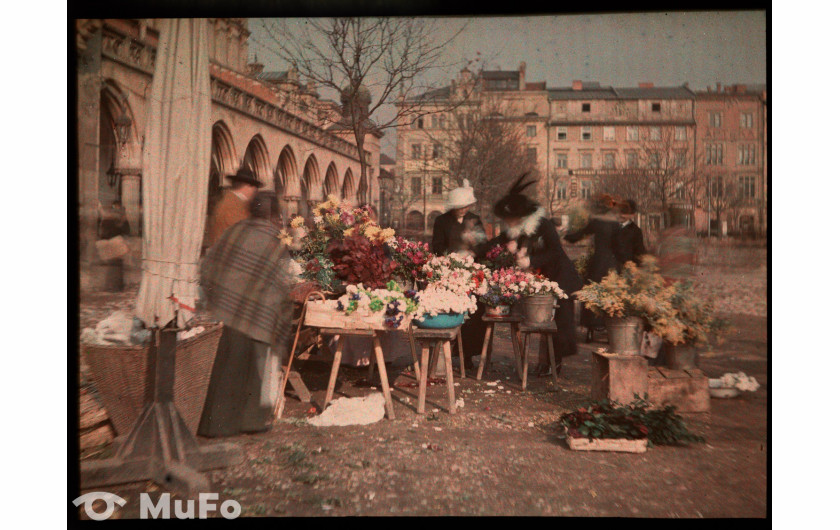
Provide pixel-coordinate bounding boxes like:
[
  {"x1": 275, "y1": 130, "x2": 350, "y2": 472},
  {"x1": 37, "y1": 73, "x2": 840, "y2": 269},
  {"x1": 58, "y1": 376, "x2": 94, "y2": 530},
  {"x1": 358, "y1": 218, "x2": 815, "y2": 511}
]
[{"x1": 406, "y1": 211, "x2": 424, "y2": 231}]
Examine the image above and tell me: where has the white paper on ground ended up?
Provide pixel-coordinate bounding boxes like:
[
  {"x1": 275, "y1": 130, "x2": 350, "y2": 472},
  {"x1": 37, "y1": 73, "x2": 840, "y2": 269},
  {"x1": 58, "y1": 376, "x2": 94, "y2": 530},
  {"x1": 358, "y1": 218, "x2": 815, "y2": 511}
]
[{"x1": 307, "y1": 393, "x2": 386, "y2": 427}]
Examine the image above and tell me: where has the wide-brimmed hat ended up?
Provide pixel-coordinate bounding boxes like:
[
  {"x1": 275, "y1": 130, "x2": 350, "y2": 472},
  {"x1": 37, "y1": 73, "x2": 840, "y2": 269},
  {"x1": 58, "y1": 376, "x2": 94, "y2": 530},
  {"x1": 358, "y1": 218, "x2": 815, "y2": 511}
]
[
  {"x1": 445, "y1": 179, "x2": 477, "y2": 211},
  {"x1": 493, "y1": 173, "x2": 539, "y2": 219},
  {"x1": 226, "y1": 168, "x2": 264, "y2": 188}
]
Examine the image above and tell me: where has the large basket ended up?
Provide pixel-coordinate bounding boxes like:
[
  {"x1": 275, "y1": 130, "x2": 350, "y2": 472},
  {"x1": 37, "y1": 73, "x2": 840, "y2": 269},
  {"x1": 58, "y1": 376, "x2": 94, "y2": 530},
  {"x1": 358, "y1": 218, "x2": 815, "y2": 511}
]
[{"x1": 81, "y1": 322, "x2": 224, "y2": 436}]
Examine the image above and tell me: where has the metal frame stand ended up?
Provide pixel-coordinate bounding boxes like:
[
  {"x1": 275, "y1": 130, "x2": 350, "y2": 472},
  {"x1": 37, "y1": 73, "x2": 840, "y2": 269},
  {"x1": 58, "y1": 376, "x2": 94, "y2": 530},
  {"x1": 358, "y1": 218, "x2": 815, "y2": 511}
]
[{"x1": 81, "y1": 326, "x2": 243, "y2": 497}]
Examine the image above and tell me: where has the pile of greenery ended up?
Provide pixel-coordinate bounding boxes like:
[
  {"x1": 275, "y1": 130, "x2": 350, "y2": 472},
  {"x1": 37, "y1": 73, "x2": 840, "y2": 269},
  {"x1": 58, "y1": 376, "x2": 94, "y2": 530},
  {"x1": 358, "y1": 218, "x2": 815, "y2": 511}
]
[{"x1": 559, "y1": 396, "x2": 705, "y2": 446}]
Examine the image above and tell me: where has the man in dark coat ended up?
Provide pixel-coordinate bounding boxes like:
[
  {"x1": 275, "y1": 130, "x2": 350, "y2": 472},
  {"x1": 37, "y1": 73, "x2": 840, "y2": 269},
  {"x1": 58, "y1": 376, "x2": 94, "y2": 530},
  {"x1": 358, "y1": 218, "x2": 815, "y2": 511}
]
[
  {"x1": 198, "y1": 191, "x2": 294, "y2": 437},
  {"x1": 614, "y1": 199, "x2": 647, "y2": 271},
  {"x1": 479, "y1": 174, "x2": 584, "y2": 375},
  {"x1": 431, "y1": 180, "x2": 488, "y2": 369}
]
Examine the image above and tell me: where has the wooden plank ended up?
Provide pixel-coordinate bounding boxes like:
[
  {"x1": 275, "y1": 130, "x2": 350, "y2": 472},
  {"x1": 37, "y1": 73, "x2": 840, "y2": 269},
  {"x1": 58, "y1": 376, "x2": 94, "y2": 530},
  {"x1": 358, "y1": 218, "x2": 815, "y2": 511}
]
[
  {"x1": 685, "y1": 368, "x2": 705, "y2": 378},
  {"x1": 661, "y1": 368, "x2": 691, "y2": 379},
  {"x1": 411, "y1": 328, "x2": 460, "y2": 341},
  {"x1": 319, "y1": 328, "x2": 376, "y2": 337},
  {"x1": 648, "y1": 372, "x2": 710, "y2": 413},
  {"x1": 648, "y1": 368, "x2": 666, "y2": 380},
  {"x1": 518, "y1": 322, "x2": 558, "y2": 333},
  {"x1": 80, "y1": 391, "x2": 110, "y2": 430},
  {"x1": 80, "y1": 424, "x2": 115, "y2": 450}
]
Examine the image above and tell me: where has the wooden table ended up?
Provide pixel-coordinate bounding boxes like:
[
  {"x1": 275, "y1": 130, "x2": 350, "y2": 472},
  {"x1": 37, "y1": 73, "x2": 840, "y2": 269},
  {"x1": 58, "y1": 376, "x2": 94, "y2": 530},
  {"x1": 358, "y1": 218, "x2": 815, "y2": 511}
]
[
  {"x1": 408, "y1": 326, "x2": 461, "y2": 414},
  {"x1": 518, "y1": 321, "x2": 560, "y2": 390},
  {"x1": 477, "y1": 315, "x2": 524, "y2": 381},
  {"x1": 320, "y1": 327, "x2": 396, "y2": 419}
]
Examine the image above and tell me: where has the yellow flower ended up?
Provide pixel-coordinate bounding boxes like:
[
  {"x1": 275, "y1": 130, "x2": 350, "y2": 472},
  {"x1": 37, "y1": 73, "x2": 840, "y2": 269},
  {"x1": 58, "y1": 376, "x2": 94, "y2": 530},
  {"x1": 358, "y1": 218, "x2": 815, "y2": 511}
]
[
  {"x1": 277, "y1": 230, "x2": 293, "y2": 246},
  {"x1": 364, "y1": 225, "x2": 381, "y2": 240},
  {"x1": 290, "y1": 216, "x2": 305, "y2": 228},
  {"x1": 380, "y1": 228, "x2": 396, "y2": 240},
  {"x1": 344, "y1": 227, "x2": 356, "y2": 237}
]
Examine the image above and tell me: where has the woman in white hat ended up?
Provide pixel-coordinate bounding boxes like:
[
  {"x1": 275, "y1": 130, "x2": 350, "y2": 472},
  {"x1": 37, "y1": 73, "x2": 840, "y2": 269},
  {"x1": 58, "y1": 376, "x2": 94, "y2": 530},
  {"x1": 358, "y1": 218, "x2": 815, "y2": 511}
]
[{"x1": 431, "y1": 179, "x2": 487, "y2": 256}]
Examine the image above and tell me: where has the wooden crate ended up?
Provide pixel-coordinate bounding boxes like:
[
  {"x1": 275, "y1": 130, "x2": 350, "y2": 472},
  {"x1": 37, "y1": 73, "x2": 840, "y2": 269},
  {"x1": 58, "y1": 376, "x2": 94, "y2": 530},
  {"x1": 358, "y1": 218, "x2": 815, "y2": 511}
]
[
  {"x1": 647, "y1": 367, "x2": 710, "y2": 413},
  {"x1": 565, "y1": 429, "x2": 648, "y2": 453},
  {"x1": 303, "y1": 300, "x2": 409, "y2": 330},
  {"x1": 591, "y1": 351, "x2": 649, "y2": 405}
]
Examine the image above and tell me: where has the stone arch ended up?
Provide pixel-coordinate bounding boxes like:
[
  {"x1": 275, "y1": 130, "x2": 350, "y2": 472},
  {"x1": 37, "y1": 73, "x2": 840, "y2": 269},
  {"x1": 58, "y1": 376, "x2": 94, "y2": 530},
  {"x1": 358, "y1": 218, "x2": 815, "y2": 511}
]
[
  {"x1": 275, "y1": 145, "x2": 300, "y2": 197},
  {"x1": 323, "y1": 162, "x2": 340, "y2": 199},
  {"x1": 341, "y1": 168, "x2": 355, "y2": 204},
  {"x1": 301, "y1": 154, "x2": 322, "y2": 201},
  {"x1": 209, "y1": 121, "x2": 237, "y2": 203},
  {"x1": 98, "y1": 82, "x2": 137, "y2": 207},
  {"x1": 242, "y1": 135, "x2": 271, "y2": 187},
  {"x1": 406, "y1": 210, "x2": 424, "y2": 231}
]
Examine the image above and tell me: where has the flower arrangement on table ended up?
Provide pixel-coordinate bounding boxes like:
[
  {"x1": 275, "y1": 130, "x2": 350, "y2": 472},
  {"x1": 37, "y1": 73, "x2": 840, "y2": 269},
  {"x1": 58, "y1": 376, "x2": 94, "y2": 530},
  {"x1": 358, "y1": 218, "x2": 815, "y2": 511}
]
[
  {"x1": 333, "y1": 281, "x2": 418, "y2": 329},
  {"x1": 477, "y1": 268, "x2": 532, "y2": 308},
  {"x1": 421, "y1": 253, "x2": 489, "y2": 296},
  {"x1": 575, "y1": 256, "x2": 683, "y2": 342},
  {"x1": 289, "y1": 195, "x2": 397, "y2": 292},
  {"x1": 386, "y1": 236, "x2": 433, "y2": 287},
  {"x1": 519, "y1": 274, "x2": 568, "y2": 299},
  {"x1": 480, "y1": 244, "x2": 517, "y2": 271}
]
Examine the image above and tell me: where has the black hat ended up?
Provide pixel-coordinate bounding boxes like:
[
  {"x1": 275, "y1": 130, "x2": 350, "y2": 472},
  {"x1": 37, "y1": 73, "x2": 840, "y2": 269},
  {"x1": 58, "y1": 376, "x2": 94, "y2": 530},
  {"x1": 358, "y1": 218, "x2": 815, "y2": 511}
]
[
  {"x1": 226, "y1": 167, "x2": 264, "y2": 188},
  {"x1": 493, "y1": 172, "x2": 540, "y2": 219}
]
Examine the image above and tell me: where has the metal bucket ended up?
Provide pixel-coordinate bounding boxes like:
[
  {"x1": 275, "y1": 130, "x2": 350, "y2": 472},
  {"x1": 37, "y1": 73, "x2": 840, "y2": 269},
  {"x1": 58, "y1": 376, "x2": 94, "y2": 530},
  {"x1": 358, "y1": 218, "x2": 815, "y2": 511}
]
[
  {"x1": 522, "y1": 295, "x2": 556, "y2": 325},
  {"x1": 663, "y1": 341, "x2": 699, "y2": 370},
  {"x1": 605, "y1": 316, "x2": 644, "y2": 355}
]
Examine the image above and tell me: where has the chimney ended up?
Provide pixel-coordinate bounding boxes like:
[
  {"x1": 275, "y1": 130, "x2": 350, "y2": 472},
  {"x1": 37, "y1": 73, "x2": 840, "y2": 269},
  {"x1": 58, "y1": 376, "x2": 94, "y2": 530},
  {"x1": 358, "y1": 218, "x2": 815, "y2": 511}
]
[
  {"x1": 519, "y1": 61, "x2": 526, "y2": 91},
  {"x1": 246, "y1": 61, "x2": 264, "y2": 77},
  {"x1": 572, "y1": 80, "x2": 583, "y2": 91},
  {"x1": 638, "y1": 82, "x2": 654, "y2": 88}
]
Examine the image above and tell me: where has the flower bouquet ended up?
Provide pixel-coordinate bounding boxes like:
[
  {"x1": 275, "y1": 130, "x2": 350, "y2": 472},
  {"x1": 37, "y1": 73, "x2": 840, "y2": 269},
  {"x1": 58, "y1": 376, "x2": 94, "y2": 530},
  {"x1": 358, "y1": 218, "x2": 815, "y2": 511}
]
[
  {"x1": 421, "y1": 253, "x2": 489, "y2": 297},
  {"x1": 478, "y1": 268, "x2": 531, "y2": 316},
  {"x1": 335, "y1": 281, "x2": 418, "y2": 330},
  {"x1": 480, "y1": 244, "x2": 517, "y2": 271},
  {"x1": 386, "y1": 236, "x2": 433, "y2": 287}
]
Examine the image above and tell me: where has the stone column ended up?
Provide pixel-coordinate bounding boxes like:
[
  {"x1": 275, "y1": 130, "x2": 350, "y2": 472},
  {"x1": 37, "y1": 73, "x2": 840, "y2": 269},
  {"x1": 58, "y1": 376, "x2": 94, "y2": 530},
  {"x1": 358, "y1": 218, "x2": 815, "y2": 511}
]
[
  {"x1": 77, "y1": 27, "x2": 102, "y2": 266},
  {"x1": 121, "y1": 171, "x2": 142, "y2": 236}
]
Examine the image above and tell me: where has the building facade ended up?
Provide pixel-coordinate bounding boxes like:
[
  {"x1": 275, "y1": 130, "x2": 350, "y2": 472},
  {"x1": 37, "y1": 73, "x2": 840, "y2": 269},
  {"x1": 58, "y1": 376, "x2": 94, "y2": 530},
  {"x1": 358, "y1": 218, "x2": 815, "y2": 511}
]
[
  {"x1": 392, "y1": 63, "x2": 766, "y2": 237},
  {"x1": 76, "y1": 18, "x2": 382, "y2": 289}
]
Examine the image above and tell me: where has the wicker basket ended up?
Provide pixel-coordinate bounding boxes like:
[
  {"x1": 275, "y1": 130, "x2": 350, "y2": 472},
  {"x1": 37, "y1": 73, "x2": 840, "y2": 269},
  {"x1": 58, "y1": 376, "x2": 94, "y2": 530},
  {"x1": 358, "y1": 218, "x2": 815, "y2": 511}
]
[{"x1": 81, "y1": 322, "x2": 224, "y2": 436}]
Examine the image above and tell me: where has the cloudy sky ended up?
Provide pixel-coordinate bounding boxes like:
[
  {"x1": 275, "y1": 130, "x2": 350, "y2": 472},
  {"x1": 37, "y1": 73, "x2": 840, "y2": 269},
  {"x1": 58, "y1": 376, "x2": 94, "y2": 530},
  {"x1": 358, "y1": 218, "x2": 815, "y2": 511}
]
[{"x1": 247, "y1": 11, "x2": 766, "y2": 158}]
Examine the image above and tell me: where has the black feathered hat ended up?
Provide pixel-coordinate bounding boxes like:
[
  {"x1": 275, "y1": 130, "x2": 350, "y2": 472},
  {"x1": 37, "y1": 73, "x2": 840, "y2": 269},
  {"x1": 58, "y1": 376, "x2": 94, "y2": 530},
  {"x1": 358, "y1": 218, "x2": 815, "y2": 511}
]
[
  {"x1": 493, "y1": 172, "x2": 540, "y2": 219},
  {"x1": 226, "y1": 167, "x2": 264, "y2": 188}
]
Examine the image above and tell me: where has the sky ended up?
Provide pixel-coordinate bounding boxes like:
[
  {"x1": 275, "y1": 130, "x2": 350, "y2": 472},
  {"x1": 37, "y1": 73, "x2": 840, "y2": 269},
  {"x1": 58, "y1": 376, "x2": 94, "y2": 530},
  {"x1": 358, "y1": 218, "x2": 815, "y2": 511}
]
[{"x1": 247, "y1": 11, "x2": 766, "y2": 158}]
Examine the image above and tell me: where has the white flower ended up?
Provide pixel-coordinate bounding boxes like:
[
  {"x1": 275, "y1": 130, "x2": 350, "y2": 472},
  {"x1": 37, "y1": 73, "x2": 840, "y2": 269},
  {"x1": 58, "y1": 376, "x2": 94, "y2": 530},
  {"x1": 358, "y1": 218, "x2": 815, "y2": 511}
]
[{"x1": 313, "y1": 215, "x2": 323, "y2": 225}]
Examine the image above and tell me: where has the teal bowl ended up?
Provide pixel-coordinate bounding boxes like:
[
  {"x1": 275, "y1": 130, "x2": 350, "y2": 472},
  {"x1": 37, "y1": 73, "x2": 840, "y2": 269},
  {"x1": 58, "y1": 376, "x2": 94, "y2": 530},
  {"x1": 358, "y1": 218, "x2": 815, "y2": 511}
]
[{"x1": 414, "y1": 312, "x2": 465, "y2": 329}]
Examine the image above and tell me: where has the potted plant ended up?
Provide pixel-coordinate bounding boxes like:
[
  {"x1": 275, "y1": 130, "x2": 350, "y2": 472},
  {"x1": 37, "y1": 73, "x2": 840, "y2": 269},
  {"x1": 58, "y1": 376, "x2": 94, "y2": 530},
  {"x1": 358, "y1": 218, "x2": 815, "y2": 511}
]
[
  {"x1": 477, "y1": 268, "x2": 531, "y2": 317},
  {"x1": 479, "y1": 244, "x2": 517, "y2": 271},
  {"x1": 520, "y1": 275, "x2": 567, "y2": 325},
  {"x1": 412, "y1": 284, "x2": 477, "y2": 328},
  {"x1": 575, "y1": 256, "x2": 682, "y2": 355},
  {"x1": 663, "y1": 280, "x2": 731, "y2": 369},
  {"x1": 385, "y1": 236, "x2": 433, "y2": 290}
]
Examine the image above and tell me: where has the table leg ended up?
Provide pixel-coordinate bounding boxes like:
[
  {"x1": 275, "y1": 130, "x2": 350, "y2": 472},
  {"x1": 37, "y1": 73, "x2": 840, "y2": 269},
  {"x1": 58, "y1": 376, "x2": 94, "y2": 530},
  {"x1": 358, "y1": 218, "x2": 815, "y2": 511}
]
[
  {"x1": 430, "y1": 342, "x2": 442, "y2": 378},
  {"x1": 511, "y1": 323, "x2": 523, "y2": 381},
  {"x1": 457, "y1": 330, "x2": 466, "y2": 379},
  {"x1": 547, "y1": 334, "x2": 559, "y2": 386},
  {"x1": 408, "y1": 327, "x2": 421, "y2": 382},
  {"x1": 521, "y1": 333, "x2": 530, "y2": 391},
  {"x1": 324, "y1": 336, "x2": 344, "y2": 408},
  {"x1": 373, "y1": 335, "x2": 395, "y2": 419},
  {"x1": 476, "y1": 323, "x2": 494, "y2": 381},
  {"x1": 442, "y1": 341, "x2": 456, "y2": 414},
  {"x1": 367, "y1": 343, "x2": 377, "y2": 382},
  {"x1": 418, "y1": 344, "x2": 430, "y2": 415}
]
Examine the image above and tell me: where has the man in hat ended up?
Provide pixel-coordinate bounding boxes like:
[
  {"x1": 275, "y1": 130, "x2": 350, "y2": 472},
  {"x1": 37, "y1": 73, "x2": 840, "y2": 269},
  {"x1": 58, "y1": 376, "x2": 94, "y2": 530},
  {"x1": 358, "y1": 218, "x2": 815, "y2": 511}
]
[
  {"x1": 198, "y1": 191, "x2": 294, "y2": 437},
  {"x1": 432, "y1": 179, "x2": 486, "y2": 256},
  {"x1": 614, "y1": 199, "x2": 647, "y2": 272},
  {"x1": 206, "y1": 167, "x2": 264, "y2": 248}
]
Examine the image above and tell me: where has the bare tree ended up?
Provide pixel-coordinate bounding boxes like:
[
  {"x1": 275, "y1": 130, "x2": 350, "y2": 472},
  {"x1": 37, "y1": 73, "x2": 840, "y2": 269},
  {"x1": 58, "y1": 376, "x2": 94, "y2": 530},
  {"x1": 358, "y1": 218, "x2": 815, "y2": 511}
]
[{"x1": 260, "y1": 18, "x2": 468, "y2": 206}]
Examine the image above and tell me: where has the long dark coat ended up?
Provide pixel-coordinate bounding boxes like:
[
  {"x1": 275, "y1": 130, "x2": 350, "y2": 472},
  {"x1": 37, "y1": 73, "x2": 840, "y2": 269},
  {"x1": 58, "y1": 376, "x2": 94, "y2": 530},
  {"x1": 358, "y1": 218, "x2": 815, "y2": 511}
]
[
  {"x1": 614, "y1": 221, "x2": 646, "y2": 272},
  {"x1": 478, "y1": 209, "x2": 583, "y2": 358},
  {"x1": 431, "y1": 210, "x2": 485, "y2": 256}
]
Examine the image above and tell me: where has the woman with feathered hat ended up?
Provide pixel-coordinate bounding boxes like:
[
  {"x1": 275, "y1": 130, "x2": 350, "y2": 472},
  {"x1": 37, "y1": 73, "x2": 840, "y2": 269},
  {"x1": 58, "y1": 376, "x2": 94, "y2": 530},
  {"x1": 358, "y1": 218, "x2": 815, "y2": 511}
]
[{"x1": 477, "y1": 173, "x2": 583, "y2": 375}]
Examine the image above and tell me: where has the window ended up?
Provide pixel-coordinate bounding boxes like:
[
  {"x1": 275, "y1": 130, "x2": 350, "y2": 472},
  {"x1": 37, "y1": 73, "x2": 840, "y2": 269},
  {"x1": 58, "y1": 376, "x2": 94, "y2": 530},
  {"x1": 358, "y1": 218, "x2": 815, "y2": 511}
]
[
  {"x1": 650, "y1": 126, "x2": 661, "y2": 141},
  {"x1": 527, "y1": 148, "x2": 538, "y2": 165},
  {"x1": 581, "y1": 126, "x2": 592, "y2": 141},
  {"x1": 626, "y1": 151, "x2": 638, "y2": 168},
  {"x1": 432, "y1": 177, "x2": 443, "y2": 195},
  {"x1": 652, "y1": 102, "x2": 661, "y2": 113},
  {"x1": 738, "y1": 175, "x2": 756, "y2": 198},
  {"x1": 417, "y1": 117, "x2": 424, "y2": 129},
  {"x1": 674, "y1": 182, "x2": 686, "y2": 200},
  {"x1": 580, "y1": 180, "x2": 592, "y2": 199},
  {"x1": 710, "y1": 176, "x2": 724, "y2": 198},
  {"x1": 627, "y1": 126, "x2": 639, "y2": 141},
  {"x1": 555, "y1": 152, "x2": 568, "y2": 169},
  {"x1": 438, "y1": 115, "x2": 446, "y2": 129},
  {"x1": 603, "y1": 152, "x2": 616, "y2": 169},
  {"x1": 432, "y1": 144, "x2": 443, "y2": 159},
  {"x1": 709, "y1": 112, "x2": 722, "y2": 128},
  {"x1": 580, "y1": 152, "x2": 592, "y2": 169},
  {"x1": 526, "y1": 125, "x2": 537, "y2": 137},
  {"x1": 675, "y1": 126, "x2": 687, "y2": 141},
  {"x1": 675, "y1": 150, "x2": 687, "y2": 168},
  {"x1": 411, "y1": 144, "x2": 422, "y2": 160},
  {"x1": 556, "y1": 183, "x2": 567, "y2": 200},
  {"x1": 706, "y1": 143, "x2": 724, "y2": 165},
  {"x1": 603, "y1": 126, "x2": 615, "y2": 141},
  {"x1": 740, "y1": 112, "x2": 754, "y2": 128},
  {"x1": 411, "y1": 177, "x2": 422, "y2": 196},
  {"x1": 737, "y1": 144, "x2": 756, "y2": 165},
  {"x1": 582, "y1": 103, "x2": 591, "y2": 113},
  {"x1": 556, "y1": 127, "x2": 567, "y2": 141},
  {"x1": 649, "y1": 152, "x2": 661, "y2": 169}
]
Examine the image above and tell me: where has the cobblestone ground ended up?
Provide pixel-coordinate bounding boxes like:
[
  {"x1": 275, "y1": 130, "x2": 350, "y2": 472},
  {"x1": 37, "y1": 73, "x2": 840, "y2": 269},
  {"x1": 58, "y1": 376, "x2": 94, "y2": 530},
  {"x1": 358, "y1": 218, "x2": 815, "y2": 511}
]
[{"x1": 76, "y1": 240, "x2": 767, "y2": 518}]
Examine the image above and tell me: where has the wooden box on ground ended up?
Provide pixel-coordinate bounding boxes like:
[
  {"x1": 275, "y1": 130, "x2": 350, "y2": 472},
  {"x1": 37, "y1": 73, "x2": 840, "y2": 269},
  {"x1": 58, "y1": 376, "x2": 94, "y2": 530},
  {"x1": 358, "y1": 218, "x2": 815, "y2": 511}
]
[
  {"x1": 647, "y1": 367, "x2": 710, "y2": 413},
  {"x1": 591, "y1": 351, "x2": 649, "y2": 405},
  {"x1": 565, "y1": 428, "x2": 647, "y2": 453}
]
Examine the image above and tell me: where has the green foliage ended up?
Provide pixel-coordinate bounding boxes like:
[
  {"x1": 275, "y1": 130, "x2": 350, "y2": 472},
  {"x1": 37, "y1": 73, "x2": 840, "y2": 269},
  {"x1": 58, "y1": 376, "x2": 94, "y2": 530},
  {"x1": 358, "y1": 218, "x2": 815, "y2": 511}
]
[{"x1": 560, "y1": 396, "x2": 705, "y2": 446}]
